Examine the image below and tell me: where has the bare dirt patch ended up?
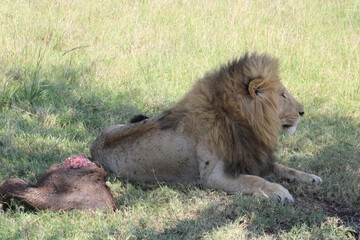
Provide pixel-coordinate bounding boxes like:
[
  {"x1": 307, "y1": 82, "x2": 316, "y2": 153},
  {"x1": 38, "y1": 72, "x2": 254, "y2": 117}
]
[{"x1": 295, "y1": 193, "x2": 360, "y2": 239}]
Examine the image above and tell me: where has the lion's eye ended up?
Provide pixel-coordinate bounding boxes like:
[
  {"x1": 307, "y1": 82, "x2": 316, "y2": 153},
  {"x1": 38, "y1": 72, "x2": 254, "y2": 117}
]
[{"x1": 282, "y1": 94, "x2": 287, "y2": 99}]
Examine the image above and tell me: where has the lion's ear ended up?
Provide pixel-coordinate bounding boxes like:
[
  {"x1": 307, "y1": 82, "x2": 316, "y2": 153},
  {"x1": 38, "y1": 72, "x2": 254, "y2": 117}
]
[{"x1": 248, "y1": 78, "x2": 269, "y2": 98}]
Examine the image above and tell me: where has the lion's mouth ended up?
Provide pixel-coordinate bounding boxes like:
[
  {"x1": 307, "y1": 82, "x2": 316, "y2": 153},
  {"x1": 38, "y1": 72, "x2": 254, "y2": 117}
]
[{"x1": 282, "y1": 123, "x2": 298, "y2": 135}]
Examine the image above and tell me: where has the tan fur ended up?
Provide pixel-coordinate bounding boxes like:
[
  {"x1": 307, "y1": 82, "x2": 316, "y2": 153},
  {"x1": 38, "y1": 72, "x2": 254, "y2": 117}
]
[{"x1": 91, "y1": 53, "x2": 322, "y2": 203}]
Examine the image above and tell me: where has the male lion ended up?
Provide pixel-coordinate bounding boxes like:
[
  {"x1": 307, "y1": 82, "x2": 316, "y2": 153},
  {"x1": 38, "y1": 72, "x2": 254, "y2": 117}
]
[{"x1": 90, "y1": 53, "x2": 322, "y2": 203}]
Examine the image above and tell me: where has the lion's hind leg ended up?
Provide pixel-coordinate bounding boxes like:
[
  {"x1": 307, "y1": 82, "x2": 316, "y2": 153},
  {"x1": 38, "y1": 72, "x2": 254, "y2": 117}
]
[{"x1": 273, "y1": 163, "x2": 322, "y2": 184}]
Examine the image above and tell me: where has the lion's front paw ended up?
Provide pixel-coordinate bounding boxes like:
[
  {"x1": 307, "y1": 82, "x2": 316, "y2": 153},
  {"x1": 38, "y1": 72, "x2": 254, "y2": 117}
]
[
  {"x1": 306, "y1": 174, "x2": 322, "y2": 184},
  {"x1": 260, "y1": 183, "x2": 294, "y2": 204},
  {"x1": 297, "y1": 173, "x2": 322, "y2": 184}
]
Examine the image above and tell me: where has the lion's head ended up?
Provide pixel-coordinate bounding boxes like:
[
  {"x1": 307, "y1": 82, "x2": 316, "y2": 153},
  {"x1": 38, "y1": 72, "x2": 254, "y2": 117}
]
[
  {"x1": 278, "y1": 86, "x2": 304, "y2": 135},
  {"x1": 220, "y1": 53, "x2": 304, "y2": 143}
]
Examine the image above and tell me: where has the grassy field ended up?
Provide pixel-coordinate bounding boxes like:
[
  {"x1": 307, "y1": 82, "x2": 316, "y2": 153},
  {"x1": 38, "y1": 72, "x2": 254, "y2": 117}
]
[{"x1": 0, "y1": 0, "x2": 359, "y2": 239}]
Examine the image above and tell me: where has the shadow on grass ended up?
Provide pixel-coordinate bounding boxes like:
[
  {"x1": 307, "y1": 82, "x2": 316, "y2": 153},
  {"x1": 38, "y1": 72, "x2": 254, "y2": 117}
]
[
  {"x1": 288, "y1": 114, "x2": 360, "y2": 238},
  {"x1": 0, "y1": 64, "x2": 144, "y2": 182},
  {"x1": 2, "y1": 63, "x2": 145, "y2": 131}
]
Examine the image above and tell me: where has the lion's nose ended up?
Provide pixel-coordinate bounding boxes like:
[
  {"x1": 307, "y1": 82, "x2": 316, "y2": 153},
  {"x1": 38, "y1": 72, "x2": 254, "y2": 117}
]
[{"x1": 299, "y1": 111, "x2": 304, "y2": 117}]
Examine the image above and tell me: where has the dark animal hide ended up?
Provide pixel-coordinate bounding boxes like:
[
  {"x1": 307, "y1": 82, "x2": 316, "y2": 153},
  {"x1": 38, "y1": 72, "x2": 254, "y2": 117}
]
[{"x1": 0, "y1": 156, "x2": 117, "y2": 212}]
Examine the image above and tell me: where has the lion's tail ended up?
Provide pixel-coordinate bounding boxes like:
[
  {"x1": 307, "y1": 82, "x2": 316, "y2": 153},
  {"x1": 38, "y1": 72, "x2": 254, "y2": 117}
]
[{"x1": 101, "y1": 117, "x2": 159, "y2": 148}]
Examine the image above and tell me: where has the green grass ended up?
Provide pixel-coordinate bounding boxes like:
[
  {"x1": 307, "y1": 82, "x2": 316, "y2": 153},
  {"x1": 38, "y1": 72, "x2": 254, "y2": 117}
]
[{"x1": 0, "y1": 0, "x2": 359, "y2": 239}]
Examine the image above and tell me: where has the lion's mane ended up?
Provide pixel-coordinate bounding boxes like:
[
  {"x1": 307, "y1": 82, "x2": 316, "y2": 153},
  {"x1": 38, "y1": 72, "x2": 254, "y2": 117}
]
[{"x1": 160, "y1": 53, "x2": 281, "y2": 176}]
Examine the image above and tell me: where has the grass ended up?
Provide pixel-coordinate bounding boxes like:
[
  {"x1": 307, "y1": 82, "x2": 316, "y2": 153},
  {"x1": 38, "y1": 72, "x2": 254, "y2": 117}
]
[{"x1": 0, "y1": 0, "x2": 359, "y2": 239}]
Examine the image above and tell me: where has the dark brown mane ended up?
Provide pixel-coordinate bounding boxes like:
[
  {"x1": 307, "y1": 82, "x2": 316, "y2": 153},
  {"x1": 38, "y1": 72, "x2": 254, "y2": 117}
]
[{"x1": 160, "y1": 53, "x2": 281, "y2": 176}]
